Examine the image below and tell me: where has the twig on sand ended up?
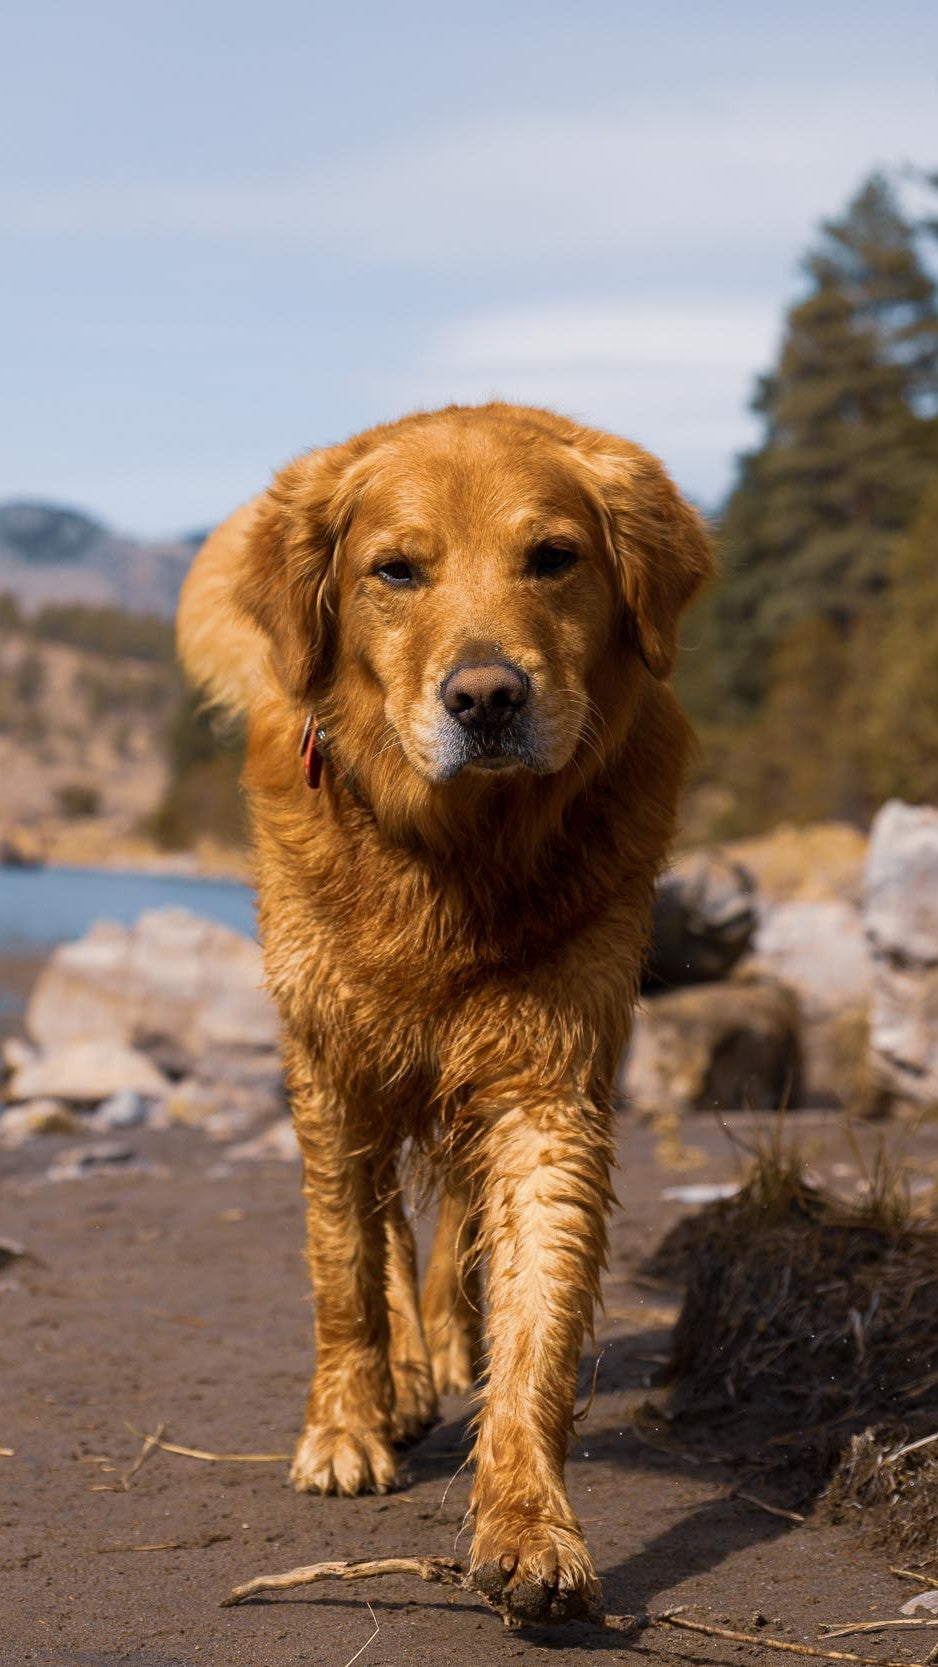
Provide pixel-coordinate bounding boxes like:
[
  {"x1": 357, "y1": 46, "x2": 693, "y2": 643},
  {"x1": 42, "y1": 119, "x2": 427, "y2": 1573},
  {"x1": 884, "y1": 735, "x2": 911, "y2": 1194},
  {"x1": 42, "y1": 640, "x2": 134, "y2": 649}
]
[
  {"x1": 820, "y1": 1618, "x2": 938, "y2": 1639},
  {"x1": 344, "y1": 1602, "x2": 379, "y2": 1667},
  {"x1": 144, "y1": 1308, "x2": 210, "y2": 1329},
  {"x1": 0, "y1": 1448, "x2": 13, "y2": 1458},
  {"x1": 221, "y1": 1556, "x2": 465, "y2": 1608},
  {"x1": 97, "y1": 1533, "x2": 231, "y2": 1554},
  {"x1": 98, "y1": 1541, "x2": 191, "y2": 1554},
  {"x1": 90, "y1": 1423, "x2": 166, "y2": 1492},
  {"x1": 654, "y1": 1611, "x2": 916, "y2": 1665},
  {"x1": 219, "y1": 1557, "x2": 919, "y2": 1662},
  {"x1": 123, "y1": 1424, "x2": 166, "y2": 1486},
  {"x1": 129, "y1": 1427, "x2": 289, "y2": 1464},
  {"x1": 891, "y1": 1566, "x2": 938, "y2": 1587},
  {"x1": 153, "y1": 1438, "x2": 291, "y2": 1463},
  {"x1": 732, "y1": 1489, "x2": 806, "y2": 1524},
  {"x1": 90, "y1": 1424, "x2": 289, "y2": 1492}
]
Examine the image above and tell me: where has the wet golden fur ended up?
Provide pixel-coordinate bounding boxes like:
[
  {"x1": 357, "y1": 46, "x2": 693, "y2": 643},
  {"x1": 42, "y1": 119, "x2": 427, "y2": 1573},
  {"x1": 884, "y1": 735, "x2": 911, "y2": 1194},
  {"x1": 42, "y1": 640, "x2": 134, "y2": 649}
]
[{"x1": 177, "y1": 402, "x2": 713, "y2": 1622}]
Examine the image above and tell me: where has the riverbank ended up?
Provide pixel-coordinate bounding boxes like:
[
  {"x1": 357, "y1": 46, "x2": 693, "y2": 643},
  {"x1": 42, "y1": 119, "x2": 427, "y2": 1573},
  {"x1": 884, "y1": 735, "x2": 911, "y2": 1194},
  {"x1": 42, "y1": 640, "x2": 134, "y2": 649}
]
[
  {"x1": 0, "y1": 951, "x2": 45, "y2": 1041},
  {"x1": 1, "y1": 822, "x2": 250, "y2": 881}
]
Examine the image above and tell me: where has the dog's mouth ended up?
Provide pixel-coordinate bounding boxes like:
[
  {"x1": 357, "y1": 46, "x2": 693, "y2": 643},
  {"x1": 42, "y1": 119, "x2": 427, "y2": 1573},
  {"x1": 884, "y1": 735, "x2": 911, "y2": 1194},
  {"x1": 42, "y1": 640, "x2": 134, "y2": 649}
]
[{"x1": 436, "y1": 716, "x2": 542, "y2": 782}]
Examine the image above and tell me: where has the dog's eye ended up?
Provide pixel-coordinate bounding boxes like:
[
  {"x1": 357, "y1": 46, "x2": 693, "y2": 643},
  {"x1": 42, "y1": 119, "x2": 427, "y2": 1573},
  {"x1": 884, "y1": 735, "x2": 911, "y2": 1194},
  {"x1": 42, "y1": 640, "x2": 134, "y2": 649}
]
[
  {"x1": 374, "y1": 559, "x2": 417, "y2": 587},
  {"x1": 530, "y1": 543, "x2": 578, "y2": 577}
]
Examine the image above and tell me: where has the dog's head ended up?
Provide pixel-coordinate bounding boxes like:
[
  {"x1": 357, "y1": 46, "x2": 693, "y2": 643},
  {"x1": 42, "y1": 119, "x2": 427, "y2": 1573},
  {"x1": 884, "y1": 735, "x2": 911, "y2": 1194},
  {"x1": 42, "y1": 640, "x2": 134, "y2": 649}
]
[{"x1": 238, "y1": 404, "x2": 713, "y2": 803}]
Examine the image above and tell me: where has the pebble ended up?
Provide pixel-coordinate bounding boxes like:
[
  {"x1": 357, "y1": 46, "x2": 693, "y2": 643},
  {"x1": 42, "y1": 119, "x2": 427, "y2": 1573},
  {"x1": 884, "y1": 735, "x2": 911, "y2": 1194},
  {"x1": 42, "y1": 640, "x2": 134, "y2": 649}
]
[
  {"x1": 1, "y1": 1037, "x2": 38, "y2": 1075},
  {"x1": 226, "y1": 1116, "x2": 298, "y2": 1164},
  {"x1": 90, "y1": 1090, "x2": 150, "y2": 1130},
  {"x1": 46, "y1": 1142, "x2": 137, "y2": 1182},
  {"x1": 0, "y1": 1100, "x2": 80, "y2": 1145}
]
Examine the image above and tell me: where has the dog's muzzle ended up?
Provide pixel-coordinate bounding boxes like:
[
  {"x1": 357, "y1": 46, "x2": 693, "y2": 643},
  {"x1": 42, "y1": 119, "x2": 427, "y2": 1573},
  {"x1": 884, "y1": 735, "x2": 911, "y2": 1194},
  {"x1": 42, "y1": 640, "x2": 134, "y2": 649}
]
[{"x1": 437, "y1": 660, "x2": 538, "y2": 777}]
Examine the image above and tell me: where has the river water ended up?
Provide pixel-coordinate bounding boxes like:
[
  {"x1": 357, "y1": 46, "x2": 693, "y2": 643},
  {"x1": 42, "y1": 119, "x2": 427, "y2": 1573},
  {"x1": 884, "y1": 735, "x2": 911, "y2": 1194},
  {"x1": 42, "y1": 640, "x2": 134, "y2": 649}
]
[{"x1": 0, "y1": 864, "x2": 256, "y2": 952}]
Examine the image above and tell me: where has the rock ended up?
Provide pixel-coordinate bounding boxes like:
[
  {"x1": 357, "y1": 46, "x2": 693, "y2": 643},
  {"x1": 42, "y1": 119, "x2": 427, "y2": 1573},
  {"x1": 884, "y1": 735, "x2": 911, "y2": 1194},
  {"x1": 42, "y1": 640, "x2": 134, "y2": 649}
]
[
  {"x1": 194, "y1": 1048, "x2": 286, "y2": 1100},
  {"x1": 46, "y1": 1143, "x2": 138, "y2": 1182},
  {"x1": 160, "y1": 1078, "x2": 224, "y2": 1127},
  {"x1": 740, "y1": 900, "x2": 871, "y2": 1106},
  {"x1": 0, "y1": 1100, "x2": 80, "y2": 1144},
  {"x1": 864, "y1": 800, "x2": 938, "y2": 1110},
  {"x1": 0, "y1": 827, "x2": 44, "y2": 867},
  {"x1": 90, "y1": 1090, "x2": 149, "y2": 1130},
  {"x1": 622, "y1": 976, "x2": 802, "y2": 1116},
  {"x1": 902, "y1": 1592, "x2": 938, "y2": 1616},
  {"x1": 661, "y1": 1182, "x2": 741, "y2": 1205},
  {"x1": 866, "y1": 801, "x2": 938, "y2": 966},
  {"x1": 7, "y1": 1039, "x2": 169, "y2": 1104},
  {"x1": 202, "y1": 1108, "x2": 260, "y2": 1141},
  {"x1": 25, "y1": 908, "x2": 279, "y2": 1075},
  {"x1": 226, "y1": 1116, "x2": 299, "y2": 1163},
  {"x1": 67, "y1": 1142, "x2": 134, "y2": 1167},
  {"x1": 647, "y1": 851, "x2": 757, "y2": 987},
  {"x1": 752, "y1": 901, "x2": 871, "y2": 1007},
  {"x1": 0, "y1": 1237, "x2": 35, "y2": 1269},
  {"x1": 2, "y1": 1037, "x2": 38, "y2": 1075}
]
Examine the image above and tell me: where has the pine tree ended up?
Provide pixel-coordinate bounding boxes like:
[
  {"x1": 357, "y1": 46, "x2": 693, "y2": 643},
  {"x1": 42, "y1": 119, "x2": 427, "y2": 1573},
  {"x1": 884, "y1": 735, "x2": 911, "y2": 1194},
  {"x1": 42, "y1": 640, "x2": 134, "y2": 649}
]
[
  {"x1": 700, "y1": 171, "x2": 938, "y2": 717},
  {"x1": 866, "y1": 478, "x2": 938, "y2": 806}
]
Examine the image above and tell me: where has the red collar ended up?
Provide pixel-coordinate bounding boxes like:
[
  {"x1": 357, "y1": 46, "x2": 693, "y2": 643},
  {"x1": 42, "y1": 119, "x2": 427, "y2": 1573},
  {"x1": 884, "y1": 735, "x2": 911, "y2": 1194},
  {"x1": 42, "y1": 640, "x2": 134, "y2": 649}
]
[{"x1": 300, "y1": 714, "x2": 325, "y2": 789}]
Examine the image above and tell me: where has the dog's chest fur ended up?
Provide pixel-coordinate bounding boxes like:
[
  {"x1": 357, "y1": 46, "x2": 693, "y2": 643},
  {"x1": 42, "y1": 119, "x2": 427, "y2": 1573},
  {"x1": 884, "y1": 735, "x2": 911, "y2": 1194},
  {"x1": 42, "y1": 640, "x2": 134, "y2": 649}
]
[{"x1": 247, "y1": 707, "x2": 681, "y2": 1123}]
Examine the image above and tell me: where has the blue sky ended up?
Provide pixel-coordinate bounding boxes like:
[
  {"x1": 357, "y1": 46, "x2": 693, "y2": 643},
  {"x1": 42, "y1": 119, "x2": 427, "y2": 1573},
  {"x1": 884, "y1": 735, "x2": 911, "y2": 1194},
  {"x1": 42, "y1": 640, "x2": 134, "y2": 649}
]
[{"x1": 2, "y1": 0, "x2": 936, "y2": 534}]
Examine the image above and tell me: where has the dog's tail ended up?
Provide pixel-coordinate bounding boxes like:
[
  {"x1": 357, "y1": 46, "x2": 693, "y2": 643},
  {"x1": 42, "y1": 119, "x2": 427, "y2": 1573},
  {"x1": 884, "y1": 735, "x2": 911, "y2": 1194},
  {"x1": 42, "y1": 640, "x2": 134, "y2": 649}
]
[{"x1": 176, "y1": 498, "x2": 270, "y2": 717}]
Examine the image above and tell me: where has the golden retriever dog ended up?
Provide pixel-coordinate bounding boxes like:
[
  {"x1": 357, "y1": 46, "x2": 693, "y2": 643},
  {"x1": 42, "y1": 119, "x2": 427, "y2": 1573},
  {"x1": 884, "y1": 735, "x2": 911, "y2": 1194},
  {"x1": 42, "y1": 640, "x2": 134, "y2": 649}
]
[{"x1": 177, "y1": 402, "x2": 713, "y2": 1623}]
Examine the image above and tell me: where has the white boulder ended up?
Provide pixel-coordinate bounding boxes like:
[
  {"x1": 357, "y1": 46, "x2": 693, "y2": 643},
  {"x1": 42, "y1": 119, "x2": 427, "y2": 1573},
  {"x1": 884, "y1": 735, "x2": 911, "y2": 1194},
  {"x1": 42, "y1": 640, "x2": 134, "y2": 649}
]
[
  {"x1": 622, "y1": 975, "x2": 802, "y2": 1116},
  {"x1": 864, "y1": 801, "x2": 938, "y2": 1108},
  {"x1": 25, "y1": 907, "x2": 279, "y2": 1069},
  {"x1": 8, "y1": 1038, "x2": 168, "y2": 1104},
  {"x1": 740, "y1": 899, "x2": 871, "y2": 1105}
]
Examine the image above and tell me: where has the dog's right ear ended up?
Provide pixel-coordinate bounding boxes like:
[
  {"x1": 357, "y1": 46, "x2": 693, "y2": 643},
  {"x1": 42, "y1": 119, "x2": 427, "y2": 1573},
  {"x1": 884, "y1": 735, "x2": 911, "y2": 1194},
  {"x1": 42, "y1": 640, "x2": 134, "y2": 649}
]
[{"x1": 235, "y1": 445, "x2": 359, "y2": 703}]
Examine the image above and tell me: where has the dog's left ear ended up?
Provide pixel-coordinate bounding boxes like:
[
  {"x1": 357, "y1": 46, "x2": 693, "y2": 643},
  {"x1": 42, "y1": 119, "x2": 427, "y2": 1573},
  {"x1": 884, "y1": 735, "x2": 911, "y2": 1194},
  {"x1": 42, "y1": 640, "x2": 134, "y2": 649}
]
[
  {"x1": 581, "y1": 439, "x2": 716, "y2": 680},
  {"x1": 234, "y1": 442, "x2": 363, "y2": 702}
]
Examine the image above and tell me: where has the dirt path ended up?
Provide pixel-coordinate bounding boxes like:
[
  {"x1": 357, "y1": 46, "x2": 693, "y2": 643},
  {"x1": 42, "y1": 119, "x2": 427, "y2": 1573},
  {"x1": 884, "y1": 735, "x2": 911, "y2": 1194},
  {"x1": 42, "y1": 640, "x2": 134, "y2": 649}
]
[{"x1": 3, "y1": 1110, "x2": 935, "y2": 1667}]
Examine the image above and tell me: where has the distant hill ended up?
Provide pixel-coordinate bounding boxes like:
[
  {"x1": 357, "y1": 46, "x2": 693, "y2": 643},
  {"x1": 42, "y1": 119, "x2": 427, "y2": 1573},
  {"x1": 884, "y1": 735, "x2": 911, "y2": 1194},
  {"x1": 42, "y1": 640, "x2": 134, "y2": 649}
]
[{"x1": 0, "y1": 502, "x2": 207, "y2": 619}]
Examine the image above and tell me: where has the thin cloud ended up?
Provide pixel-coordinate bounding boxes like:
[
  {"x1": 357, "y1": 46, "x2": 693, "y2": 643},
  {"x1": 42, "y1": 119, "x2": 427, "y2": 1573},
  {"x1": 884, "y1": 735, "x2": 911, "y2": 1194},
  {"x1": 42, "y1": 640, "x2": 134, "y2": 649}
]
[
  {"x1": 436, "y1": 298, "x2": 781, "y2": 371},
  {"x1": 4, "y1": 82, "x2": 935, "y2": 272},
  {"x1": 366, "y1": 299, "x2": 775, "y2": 502}
]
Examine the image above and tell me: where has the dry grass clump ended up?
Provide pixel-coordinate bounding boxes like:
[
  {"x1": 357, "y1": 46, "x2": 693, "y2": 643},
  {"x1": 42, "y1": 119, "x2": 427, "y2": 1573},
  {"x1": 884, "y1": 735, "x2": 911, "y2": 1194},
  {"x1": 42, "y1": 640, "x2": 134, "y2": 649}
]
[
  {"x1": 666, "y1": 1144, "x2": 937, "y2": 1432},
  {"x1": 824, "y1": 1427, "x2": 938, "y2": 1559},
  {"x1": 651, "y1": 1141, "x2": 938, "y2": 1551}
]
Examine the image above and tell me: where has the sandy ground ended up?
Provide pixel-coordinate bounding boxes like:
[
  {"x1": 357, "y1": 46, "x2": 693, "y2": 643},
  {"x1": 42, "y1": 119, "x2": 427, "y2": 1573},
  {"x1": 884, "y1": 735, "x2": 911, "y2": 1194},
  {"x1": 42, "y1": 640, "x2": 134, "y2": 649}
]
[{"x1": 4, "y1": 1107, "x2": 937, "y2": 1667}]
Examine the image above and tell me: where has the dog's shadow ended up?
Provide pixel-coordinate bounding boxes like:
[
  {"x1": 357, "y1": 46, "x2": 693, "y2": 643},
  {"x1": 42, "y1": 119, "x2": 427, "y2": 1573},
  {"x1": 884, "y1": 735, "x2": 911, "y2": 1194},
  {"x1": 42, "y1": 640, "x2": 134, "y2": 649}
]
[{"x1": 398, "y1": 1325, "x2": 799, "y2": 1647}]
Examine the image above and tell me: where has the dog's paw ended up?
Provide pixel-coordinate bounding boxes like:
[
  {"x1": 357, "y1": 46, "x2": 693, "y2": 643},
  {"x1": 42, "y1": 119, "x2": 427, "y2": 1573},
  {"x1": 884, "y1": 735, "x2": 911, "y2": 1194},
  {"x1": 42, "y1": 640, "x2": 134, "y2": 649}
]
[
  {"x1": 428, "y1": 1330, "x2": 479, "y2": 1397},
  {"x1": 390, "y1": 1358, "x2": 439, "y2": 1446},
  {"x1": 468, "y1": 1520, "x2": 602, "y2": 1626},
  {"x1": 289, "y1": 1423, "x2": 397, "y2": 1496}
]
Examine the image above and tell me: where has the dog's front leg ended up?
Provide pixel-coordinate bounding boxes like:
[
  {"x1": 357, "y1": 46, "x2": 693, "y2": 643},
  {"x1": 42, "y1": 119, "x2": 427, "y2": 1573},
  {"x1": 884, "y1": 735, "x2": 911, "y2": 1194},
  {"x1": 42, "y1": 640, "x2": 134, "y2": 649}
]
[
  {"x1": 421, "y1": 1176, "x2": 483, "y2": 1396},
  {"x1": 384, "y1": 1190, "x2": 440, "y2": 1444},
  {"x1": 468, "y1": 1097, "x2": 613, "y2": 1623},
  {"x1": 287, "y1": 1049, "x2": 398, "y2": 1496}
]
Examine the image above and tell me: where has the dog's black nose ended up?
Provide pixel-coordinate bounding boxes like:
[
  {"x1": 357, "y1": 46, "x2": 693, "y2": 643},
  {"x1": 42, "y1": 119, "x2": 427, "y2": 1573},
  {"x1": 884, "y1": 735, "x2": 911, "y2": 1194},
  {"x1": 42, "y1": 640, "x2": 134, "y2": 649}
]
[{"x1": 441, "y1": 661, "x2": 529, "y2": 728}]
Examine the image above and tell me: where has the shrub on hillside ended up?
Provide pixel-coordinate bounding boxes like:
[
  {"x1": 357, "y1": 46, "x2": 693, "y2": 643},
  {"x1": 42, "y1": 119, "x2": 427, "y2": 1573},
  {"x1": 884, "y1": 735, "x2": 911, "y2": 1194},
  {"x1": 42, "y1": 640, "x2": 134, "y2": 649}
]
[
  {"x1": 31, "y1": 604, "x2": 175, "y2": 664},
  {"x1": 145, "y1": 691, "x2": 246, "y2": 850},
  {"x1": 56, "y1": 781, "x2": 101, "y2": 818}
]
